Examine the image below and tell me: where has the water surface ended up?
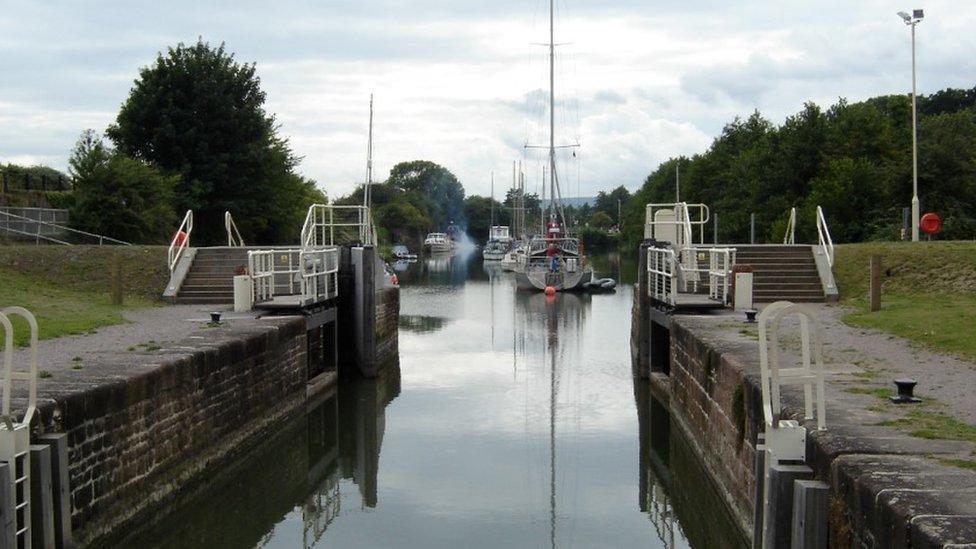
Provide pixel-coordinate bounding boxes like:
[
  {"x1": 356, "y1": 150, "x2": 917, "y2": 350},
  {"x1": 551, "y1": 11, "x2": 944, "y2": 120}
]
[{"x1": 129, "y1": 249, "x2": 743, "y2": 548}]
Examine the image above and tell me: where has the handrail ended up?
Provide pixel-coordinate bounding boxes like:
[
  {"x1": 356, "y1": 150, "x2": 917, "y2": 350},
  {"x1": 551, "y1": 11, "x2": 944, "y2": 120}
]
[
  {"x1": 0, "y1": 307, "x2": 38, "y2": 425},
  {"x1": 301, "y1": 204, "x2": 375, "y2": 248},
  {"x1": 815, "y1": 206, "x2": 834, "y2": 266},
  {"x1": 646, "y1": 246, "x2": 677, "y2": 306},
  {"x1": 225, "y1": 211, "x2": 245, "y2": 247},
  {"x1": 248, "y1": 247, "x2": 340, "y2": 306},
  {"x1": 644, "y1": 202, "x2": 710, "y2": 244},
  {"x1": 783, "y1": 207, "x2": 796, "y2": 245},
  {"x1": 168, "y1": 210, "x2": 193, "y2": 271},
  {"x1": 0, "y1": 209, "x2": 130, "y2": 245}
]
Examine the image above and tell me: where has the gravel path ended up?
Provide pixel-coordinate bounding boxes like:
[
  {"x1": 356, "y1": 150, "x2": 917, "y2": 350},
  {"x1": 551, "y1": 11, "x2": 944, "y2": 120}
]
[
  {"x1": 815, "y1": 304, "x2": 976, "y2": 423},
  {"x1": 9, "y1": 304, "x2": 263, "y2": 373}
]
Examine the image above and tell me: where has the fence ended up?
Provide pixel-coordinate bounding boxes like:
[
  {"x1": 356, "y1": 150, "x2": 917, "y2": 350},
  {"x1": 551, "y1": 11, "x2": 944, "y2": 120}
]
[
  {"x1": 301, "y1": 205, "x2": 376, "y2": 248},
  {"x1": 0, "y1": 170, "x2": 71, "y2": 193},
  {"x1": 0, "y1": 208, "x2": 130, "y2": 245}
]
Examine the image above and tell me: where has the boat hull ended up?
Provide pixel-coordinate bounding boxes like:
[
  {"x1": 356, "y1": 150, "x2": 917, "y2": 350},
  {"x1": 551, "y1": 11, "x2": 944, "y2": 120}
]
[
  {"x1": 482, "y1": 251, "x2": 506, "y2": 261},
  {"x1": 517, "y1": 266, "x2": 592, "y2": 291},
  {"x1": 425, "y1": 243, "x2": 453, "y2": 254}
]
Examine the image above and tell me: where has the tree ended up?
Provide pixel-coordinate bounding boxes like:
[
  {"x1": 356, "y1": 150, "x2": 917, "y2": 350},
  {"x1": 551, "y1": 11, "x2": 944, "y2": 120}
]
[
  {"x1": 374, "y1": 202, "x2": 431, "y2": 244},
  {"x1": 107, "y1": 39, "x2": 323, "y2": 244},
  {"x1": 589, "y1": 211, "x2": 614, "y2": 229},
  {"x1": 463, "y1": 195, "x2": 507, "y2": 242},
  {"x1": 594, "y1": 185, "x2": 631, "y2": 222},
  {"x1": 387, "y1": 160, "x2": 465, "y2": 230},
  {"x1": 68, "y1": 131, "x2": 178, "y2": 243}
]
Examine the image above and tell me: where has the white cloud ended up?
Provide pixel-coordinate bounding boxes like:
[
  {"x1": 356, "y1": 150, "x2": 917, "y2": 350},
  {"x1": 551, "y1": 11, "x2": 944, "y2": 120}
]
[{"x1": 1, "y1": 0, "x2": 974, "y2": 202}]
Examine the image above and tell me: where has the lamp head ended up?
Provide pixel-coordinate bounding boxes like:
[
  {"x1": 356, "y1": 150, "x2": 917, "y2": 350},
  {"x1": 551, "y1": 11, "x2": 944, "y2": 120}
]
[
  {"x1": 897, "y1": 11, "x2": 912, "y2": 22},
  {"x1": 913, "y1": 9, "x2": 924, "y2": 20}
]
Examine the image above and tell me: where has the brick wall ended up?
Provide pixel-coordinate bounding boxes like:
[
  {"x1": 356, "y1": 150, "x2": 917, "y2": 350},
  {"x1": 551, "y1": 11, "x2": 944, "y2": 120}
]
[
  {"x1": 668, "y1": 317, "x2": 764, "y2": 539},
  {"x1": 375, "y1": 287, "x2": 399, "y2": 368},
  {"x1": 38, "y1": 317, "x2": 308, "y2": 545}
]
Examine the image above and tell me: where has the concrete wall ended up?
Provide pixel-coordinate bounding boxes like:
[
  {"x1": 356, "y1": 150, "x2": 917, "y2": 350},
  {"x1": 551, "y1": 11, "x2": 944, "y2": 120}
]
[{"x1": 36, "y1": 317, "x2": 308, "y2": 545}]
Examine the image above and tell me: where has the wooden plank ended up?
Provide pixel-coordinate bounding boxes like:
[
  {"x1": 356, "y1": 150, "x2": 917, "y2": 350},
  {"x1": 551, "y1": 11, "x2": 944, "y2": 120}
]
[{"x1": 792, "y1": 479, "x2": 829, "y2": 549}]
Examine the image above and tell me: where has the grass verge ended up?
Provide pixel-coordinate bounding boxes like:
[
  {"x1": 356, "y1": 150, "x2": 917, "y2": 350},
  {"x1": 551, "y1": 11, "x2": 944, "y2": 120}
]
[
  {"x1": 834, "y1": 241, "x2": 976, "y2": 361},
  {"x1": 0, "y1": 245, "x2": 166, "y2": 347}
]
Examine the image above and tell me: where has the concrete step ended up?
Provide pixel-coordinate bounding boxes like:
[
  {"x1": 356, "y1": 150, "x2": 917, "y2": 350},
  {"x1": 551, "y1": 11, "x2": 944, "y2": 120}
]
[
  {"x1": 737, "y1": 258, "x2": 816, "y2": 266},
  {"x1": 177, "y1": 289, "x2": 235, "y2": 297},
  {"x1": 174, "y1": 296, "x2": 235, "y2": 304}
]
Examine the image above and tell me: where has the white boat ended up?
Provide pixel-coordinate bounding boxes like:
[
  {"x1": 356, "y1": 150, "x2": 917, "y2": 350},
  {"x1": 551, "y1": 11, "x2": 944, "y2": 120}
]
[
  {"x1": 392, "y1": 244, "x2": 417, "y2": 260},
  {"x1": 424, "y1": 232, "x2": 453, "y2": 254},
  {"x1": 483, "y1": 226, "x2": 514, "y2": 261},
  {"x1": 500, "y1": 244, "x2": 527, "y2": 272},
  {"x1": 513, "y1": 0, "x2": 592, "y2": 292}
]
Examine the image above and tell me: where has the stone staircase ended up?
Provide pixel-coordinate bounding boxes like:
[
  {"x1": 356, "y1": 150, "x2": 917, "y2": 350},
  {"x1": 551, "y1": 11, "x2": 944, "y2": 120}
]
[
  {"x1": 175, "y1": 248, "x2": 250, "y2": 304},
  {"x1": 733, "y1": 245, "x2": 825, "y2": 303}
]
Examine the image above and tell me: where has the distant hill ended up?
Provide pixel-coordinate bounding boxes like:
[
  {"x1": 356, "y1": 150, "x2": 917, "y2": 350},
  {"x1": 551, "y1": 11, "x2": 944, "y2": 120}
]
[{"x1": 541, "y1": 196, "x2": 596, "y2": 208}]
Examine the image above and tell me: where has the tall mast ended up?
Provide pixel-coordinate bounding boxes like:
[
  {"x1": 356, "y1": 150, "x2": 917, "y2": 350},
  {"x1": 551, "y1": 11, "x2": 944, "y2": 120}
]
[
  {"x1": 548, "y1": 0, "x2": 556, "y2": 219},
  {"x1": 490, "y1": 171, "x2": 495, "y2": 229},
  {"x1": 364, "y1": 94, "x2": 374, "y2": 208}
]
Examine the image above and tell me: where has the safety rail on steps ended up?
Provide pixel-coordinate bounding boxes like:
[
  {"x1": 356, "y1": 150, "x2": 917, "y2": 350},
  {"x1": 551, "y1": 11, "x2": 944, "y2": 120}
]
[
  {"x1": 644, "y1": 202, "x2": 710, "y2": 246},
  {"x1": 248, "y1": 247, "x2": 340, "y2": 307},
  {"x1": 225, "y1": 211, "x2": 245, "y2": 247},
  {"x1": 647, "y1": 246, "x2": 735, "y2": 307},
  {"x1": 0, "y1": 209, "x2": 130, "y2": 246},
  {"x1": 168, "y1": 210, "x2": 193, "y2": 272},
  {"x1": 783, "y1": 207, "x2": 796, "y2": 245},
  {"x1": 816, "y1": 206, "x2": 834, "y2": 266},
  {"x1": 301, "y1": 204, "x2": 376, "y2": 249}
]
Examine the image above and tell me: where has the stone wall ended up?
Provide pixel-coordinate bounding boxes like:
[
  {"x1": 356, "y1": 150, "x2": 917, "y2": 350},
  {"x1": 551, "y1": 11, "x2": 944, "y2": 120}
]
[
  {"x1": 36, "y1": 317, "x2": 308, "y2": 545},
  {"x1": 666, "y1": 317, "x2": 765, "y2": 542},
  {"x1": 375, "y1": 287, "x2": 400, "y2": 368}
]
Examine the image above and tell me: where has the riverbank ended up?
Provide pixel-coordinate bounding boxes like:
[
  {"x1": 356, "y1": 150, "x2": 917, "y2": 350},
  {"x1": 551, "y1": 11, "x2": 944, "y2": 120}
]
[{"x1": 652, "y1": 303, "x2": 976, "y2": 546}]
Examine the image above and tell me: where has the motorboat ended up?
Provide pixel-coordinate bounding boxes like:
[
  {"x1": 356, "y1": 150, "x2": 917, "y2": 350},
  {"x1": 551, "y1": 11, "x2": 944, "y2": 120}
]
[
  {"x1": 392, "y1": 244, "x2": 417, "y2": 260},
  {"x1": 424, "y1": 232, "x2": 453, "y2": 254},
  {"x1": 483, "y1": 226, "x2": 514, "y2": 261}
]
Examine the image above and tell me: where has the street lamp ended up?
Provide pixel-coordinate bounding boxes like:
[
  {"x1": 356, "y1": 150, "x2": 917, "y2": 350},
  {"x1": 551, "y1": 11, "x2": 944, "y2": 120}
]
[{"x1": 898, "y1": 9, "x2": 924, "y2": 241}]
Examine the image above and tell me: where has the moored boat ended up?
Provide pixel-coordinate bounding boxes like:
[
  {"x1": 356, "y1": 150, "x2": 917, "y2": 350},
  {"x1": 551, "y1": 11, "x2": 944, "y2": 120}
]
[
  {"x1": 424, "y1": 233, "x2": 453, "y2": 253},
  {"x1": 483, "y1": 225, "x2": 514, "y2": 261}
]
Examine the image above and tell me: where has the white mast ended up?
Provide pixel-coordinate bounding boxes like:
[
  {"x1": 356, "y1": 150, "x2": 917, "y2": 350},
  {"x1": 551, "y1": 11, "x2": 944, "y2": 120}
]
[
  {"x1": 363, "y1": 94, "x2": 374, "y2": 209},
  {"x1": 490, "y1": 171, "x2": 495, "y2": 229}
]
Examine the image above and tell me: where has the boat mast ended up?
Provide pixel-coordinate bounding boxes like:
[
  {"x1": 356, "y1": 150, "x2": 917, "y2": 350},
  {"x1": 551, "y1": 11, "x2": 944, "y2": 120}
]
[
  {"x1": 490, "y1": 171, "x2": 495, "y2": 230},
  {"x1": 364, "y1": 94, "x2": 374, "y2": 209},
  {"x1": 548, "y1": 0, "x2": 555, "y2": 222}
]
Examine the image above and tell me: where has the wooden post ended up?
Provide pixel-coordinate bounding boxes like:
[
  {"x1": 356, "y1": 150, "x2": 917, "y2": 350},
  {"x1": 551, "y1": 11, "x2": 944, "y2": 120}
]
[
  {"x1": 869, "y1": 255, "x2": 881, "y2": 312},
  {"x1": 792, "y1": 480, "x2": 829, "y2": 549},
  {"x1": 30, "y1": 445, "x2": 56, "y2": 549},
  {"x1": 110, "y1": 255, "x2": 123, "y2": 305}
]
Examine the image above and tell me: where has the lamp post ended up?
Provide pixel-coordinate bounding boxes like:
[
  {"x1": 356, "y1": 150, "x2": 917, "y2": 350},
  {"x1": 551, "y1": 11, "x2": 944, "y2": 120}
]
[{"x1": 898, "y1": 9, "x2": 924, "y2": 242}]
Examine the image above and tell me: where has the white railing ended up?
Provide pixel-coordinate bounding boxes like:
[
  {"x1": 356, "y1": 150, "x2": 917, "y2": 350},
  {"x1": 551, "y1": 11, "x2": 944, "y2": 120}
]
[
  {"x1": 707, "y1": 247, "x2": 736, "y2": 303},
  {"x1": 644, "y1": 202, "x2": 710, "y2": 245},
  {"x1": 0, "y1": 209, "x2": 130, "y2": 246},
  {"x1": 301, "y1": 204, "x2": 376, "y2": 249},
  {"x1": 0, "y1": 307, "x2": 39, "y2": 547},
  {"x1": 248, "y1": 247, "x2": 340, "y2": 306},
  {"x1": 647, "y1": 246, "x2": 677, "y2": 306},
  {"x1": 783, "y1": 207, "x2": 796, "y2": 245},
  {"x1": 168, "y1": 210, "x2": 193, "y2": 271},
  {"x1": 225, "y1": 211, "x2": 245, "y2": 247},
  {"x1": 816, "y1": 206, "x2": 834, "y2": 266}
]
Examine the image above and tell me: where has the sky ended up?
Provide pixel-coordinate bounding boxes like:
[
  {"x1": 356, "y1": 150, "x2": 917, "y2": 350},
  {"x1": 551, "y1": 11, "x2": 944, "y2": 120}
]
[{"x1": 2, "y1": 0, "x2": 975, "y2": 200}]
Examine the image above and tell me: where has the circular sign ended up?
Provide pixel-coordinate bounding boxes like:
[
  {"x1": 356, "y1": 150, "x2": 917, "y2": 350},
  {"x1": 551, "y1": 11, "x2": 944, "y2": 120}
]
[{"x1": 920, "y1": 212, "x2": 942, "y2": 235}]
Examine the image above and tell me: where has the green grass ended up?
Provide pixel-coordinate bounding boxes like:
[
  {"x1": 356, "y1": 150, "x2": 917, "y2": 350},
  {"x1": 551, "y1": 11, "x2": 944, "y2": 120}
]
[
  {"x1": 878, "y1": 409, "x2": 976, "y2": 442},
  {"x1": 833, "y1": 241, "x2": 976, "y2": 361},
  {"x1": 939, "y1": 458, "x2": 976, "y2": 471},
  {"x1": 0, "y1": 245, "x2": 166, "y2": 347}
]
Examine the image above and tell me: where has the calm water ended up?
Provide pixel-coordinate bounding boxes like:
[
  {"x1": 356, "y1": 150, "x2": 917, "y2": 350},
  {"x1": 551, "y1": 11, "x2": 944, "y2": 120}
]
[{"x1": 127, "y1": 249, "x2": 743, "y2": 548}]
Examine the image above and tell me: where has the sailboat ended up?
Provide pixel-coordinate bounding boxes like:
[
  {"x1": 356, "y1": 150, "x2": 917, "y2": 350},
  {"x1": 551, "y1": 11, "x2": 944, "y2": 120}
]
[
  {"x1": 483, "y1": 172, "x2": 516, "y2": 261},
  {"x1": 516, "y1": 0, "x2": 593, "y2": 292}
]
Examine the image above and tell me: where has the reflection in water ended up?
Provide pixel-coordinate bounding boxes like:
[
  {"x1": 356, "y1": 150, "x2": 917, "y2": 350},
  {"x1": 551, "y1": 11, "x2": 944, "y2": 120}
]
[
  {"x1": 120, "y1": 366, "x2": 401, "y2": 549},
  {"x1": 132, "y1": 252, "x2": 742, "y2": 548}
]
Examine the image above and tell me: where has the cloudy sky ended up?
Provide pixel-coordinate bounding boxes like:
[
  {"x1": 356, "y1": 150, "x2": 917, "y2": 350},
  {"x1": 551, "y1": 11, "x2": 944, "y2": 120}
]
[{"x1": 2, "y1": 1, "x2": 974, "y2": 199}]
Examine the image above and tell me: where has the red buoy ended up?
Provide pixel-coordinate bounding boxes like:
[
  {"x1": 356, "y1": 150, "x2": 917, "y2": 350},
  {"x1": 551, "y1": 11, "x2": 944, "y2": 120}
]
[
  {"x1": 171, "y1": 230, "x2": 187, "y2": 247},
  {"x1": 920, "y1": 212, "x2": 942, "y2": 235},
  {"x1": 545, "y1": 286, "x2": 556, "y2": 296},
  {"x1": 391, "y1": 274, "x2": 399, "y2": 286}
]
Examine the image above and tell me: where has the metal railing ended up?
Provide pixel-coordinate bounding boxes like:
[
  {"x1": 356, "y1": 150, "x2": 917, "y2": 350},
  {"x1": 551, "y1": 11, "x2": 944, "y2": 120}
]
[
  {"x1": 248, "y1": 247, "x2": 340, "y2": 306},
  {"x1": 0, "y1": 307, "x2": 39, "y2": 548},
  {"x1": 644, "y1": 202, "x2": 710, "y2": 245},
  {"x1": 168, "y1": 210, "x2": 193, "y2": 272},
  {"x1": 707, "y1": 247, "x2": 735, "y2": 302},
  {"x1": 783, "y1": 207, "x2": 796, "y2": 245},
  {"x1": 0, "y1": 208, "x2": 130, "y2": 246},
  {"x1": 647, "y1": 246, "x2": 677, "y2": 306},
  {"x1": 301, "y1": 204, "x2": 376, "y2": 248},
  {"x1": 225, "y1": 211, "x2": 245, "y2": 247},
  {"x1": 815, "y1": 206, "x2": 834, "y2": 266},
  {"x1": 647, "y1": 246, "x2": 735, "y2": 306}
]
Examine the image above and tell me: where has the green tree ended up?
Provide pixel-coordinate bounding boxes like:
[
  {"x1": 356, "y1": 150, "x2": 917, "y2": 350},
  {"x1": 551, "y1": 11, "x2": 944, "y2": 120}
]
[
  {"x1": 374, "y1": 201, "x2": 432, "y2": 244},
  {"x1": 589, "y1": 211, "x2": 614, "y2": 229},
  {"x1": 106, "y1": 39, "x2": 323, "y2": 244},
  {"x1": 387, "y1": 160, "x2": 465, "y2": 230},
  {"x1": 68, "y1": 131, "x2": 178, "y2": 243},
  {"x1": 463, "y1": 195, "x2": 508, "y2": 242},
  {"x1": 594, "y1": 185, "x2": 631, "y2": 222}
]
